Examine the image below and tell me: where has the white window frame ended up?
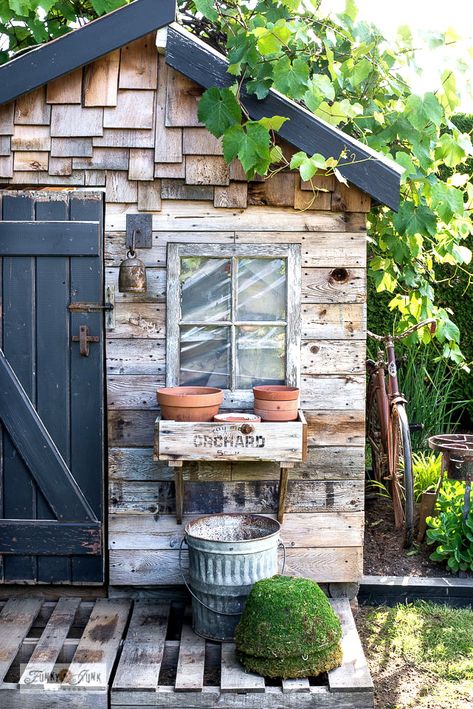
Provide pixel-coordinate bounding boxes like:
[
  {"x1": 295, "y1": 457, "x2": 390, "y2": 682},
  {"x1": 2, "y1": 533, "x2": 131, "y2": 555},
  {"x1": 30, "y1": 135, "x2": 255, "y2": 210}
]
[{"x1": 166, "y1": 243, "x2": 301, "y2": 406}]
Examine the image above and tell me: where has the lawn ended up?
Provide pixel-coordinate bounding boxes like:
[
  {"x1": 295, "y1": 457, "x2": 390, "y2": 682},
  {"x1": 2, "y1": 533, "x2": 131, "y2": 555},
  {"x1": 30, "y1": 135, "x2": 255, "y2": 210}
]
[{"x1": 356, "y1": 601, "x2": 473, "y2": 709}]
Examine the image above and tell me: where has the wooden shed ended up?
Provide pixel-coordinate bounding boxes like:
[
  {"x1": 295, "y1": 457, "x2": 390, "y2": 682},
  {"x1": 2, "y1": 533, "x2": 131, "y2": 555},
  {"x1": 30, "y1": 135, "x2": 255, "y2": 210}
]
[{"x1": 0, "y1": 0, "x2": 402, "y2": 592}]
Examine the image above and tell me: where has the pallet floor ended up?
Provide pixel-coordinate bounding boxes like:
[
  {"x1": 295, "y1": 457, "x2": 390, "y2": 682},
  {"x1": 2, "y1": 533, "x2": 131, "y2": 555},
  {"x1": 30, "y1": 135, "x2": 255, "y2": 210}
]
[{"x1": 0, "y1": 596, "x2": 373, "y2": 709}]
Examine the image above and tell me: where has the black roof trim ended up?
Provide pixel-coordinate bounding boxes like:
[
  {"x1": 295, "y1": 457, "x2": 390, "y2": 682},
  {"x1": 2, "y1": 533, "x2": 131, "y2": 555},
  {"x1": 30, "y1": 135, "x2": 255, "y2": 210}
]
[
  {"x1": 166, "y1": 25, "x2": 402, "y2": 211},
  {"x1": 0, "y1": 0, "x2": 176, "y2": 107}
]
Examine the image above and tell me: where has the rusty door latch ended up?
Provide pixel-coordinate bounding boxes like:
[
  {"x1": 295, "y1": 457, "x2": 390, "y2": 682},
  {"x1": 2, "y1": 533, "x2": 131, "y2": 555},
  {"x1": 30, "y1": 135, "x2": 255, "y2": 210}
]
[{"x1": 72, "y1": 325, "x2": 100, "y2": 357}]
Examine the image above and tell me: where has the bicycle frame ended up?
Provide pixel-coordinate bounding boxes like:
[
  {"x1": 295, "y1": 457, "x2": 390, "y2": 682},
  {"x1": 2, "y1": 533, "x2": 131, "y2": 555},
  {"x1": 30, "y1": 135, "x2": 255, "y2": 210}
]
[{"x1": 372, "y1": 338, "x2": 402, "y2": 449}]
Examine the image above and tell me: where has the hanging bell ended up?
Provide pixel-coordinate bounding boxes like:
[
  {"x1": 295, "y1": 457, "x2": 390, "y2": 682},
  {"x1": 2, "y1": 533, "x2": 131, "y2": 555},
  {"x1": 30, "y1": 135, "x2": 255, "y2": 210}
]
[{"x1": 119, "y1": 250, "x2": 147, "y2": 293}]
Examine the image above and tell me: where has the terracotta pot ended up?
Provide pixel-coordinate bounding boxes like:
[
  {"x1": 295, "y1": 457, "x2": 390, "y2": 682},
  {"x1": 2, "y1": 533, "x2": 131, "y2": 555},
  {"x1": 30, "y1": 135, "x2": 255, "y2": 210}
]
[
  {"x1": 157, "y1": 386, "x2": 223, "y2": 422},
  {"x1": 254, "y1": 398, "x2": 299, "y2": 411},
  {"x1": 254, "y1": 408, "x2": 299, "y2": 422},
  {"x1": 213, "y1": 413, "x2": 261, "y2": 423},
  {"x1": 253, "y1": 385, "x2": 300, "y2": 402}
]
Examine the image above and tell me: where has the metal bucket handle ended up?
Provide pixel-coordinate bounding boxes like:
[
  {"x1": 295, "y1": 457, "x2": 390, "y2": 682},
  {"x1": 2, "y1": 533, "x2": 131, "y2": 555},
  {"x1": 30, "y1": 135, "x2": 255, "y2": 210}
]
[{"x1": 178, "y1": 536, "x2": 286, "y2": 617}]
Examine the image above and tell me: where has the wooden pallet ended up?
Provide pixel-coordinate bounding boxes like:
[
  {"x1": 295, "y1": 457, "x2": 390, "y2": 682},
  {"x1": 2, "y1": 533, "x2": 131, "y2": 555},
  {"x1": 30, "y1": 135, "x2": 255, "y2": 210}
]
[
  {"x1": 111, "y1": 598, "x2": 374, "y2": 709},
  {"x1": 0, "y1": 597, "x2": 131, "y2": 709}
]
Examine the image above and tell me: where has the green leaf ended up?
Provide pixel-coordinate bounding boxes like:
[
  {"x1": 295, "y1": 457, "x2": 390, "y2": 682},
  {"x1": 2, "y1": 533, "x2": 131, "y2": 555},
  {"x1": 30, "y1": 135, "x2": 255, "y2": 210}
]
[
  {"x1": 393, "y1": 202, "x2": 437, "y2": 237},
  {"x1": 8, "y1": 0, "x2": 31, "y2": 15},
  {"x1": 430, "y1": 182, "x2": 464, "y2": 223},
  {"x1": 197, "y1": 88, "x2": 242, "y2": 139},
  {"x1": 194, "y1": 0, "x2": 218, "y2": 22},
  {"x1": 435, "y1": 133, "x2": 467, "y2": 168},
  {"x1": 303, "y1": 74, "x2": 335, "y2": 112},
  {"x1": 253, "y1": 23, "x2": 291, "y2": 56},
  {"x1": 405, "y1": 93, "x2": 443, "y2": 130},
  {"x1": 258, "y1": 115, "x2": 289, "y2": 132},
  {"x1": 272, "y1": 56, "x2": 309, "y2": 100},
  {"x1": 223, "y1": 122, "x2": 271, "y2": 177},
  {"x1": 395, "y1": 152, "x2": 417, "y2": 180}
]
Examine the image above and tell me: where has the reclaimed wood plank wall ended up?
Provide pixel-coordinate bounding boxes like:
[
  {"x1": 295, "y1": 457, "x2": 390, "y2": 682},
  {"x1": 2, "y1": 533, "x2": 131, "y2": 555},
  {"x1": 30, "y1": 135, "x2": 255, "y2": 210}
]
[{"x1": 0, "y1": 34, "x2": 369, "y2": 585}]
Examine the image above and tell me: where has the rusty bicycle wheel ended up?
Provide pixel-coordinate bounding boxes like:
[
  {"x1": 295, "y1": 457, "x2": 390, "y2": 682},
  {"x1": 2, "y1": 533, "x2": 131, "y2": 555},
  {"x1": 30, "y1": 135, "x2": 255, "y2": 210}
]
[{"x1": 390, "y1": 402, "x2": 414, "y2": 547}]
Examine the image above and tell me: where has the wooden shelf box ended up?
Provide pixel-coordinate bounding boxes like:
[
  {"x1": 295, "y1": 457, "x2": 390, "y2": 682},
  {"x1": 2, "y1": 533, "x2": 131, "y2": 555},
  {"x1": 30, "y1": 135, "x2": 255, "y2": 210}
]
[{"x1": 155, "y1": 412, "x2": 307, "y2": 523}]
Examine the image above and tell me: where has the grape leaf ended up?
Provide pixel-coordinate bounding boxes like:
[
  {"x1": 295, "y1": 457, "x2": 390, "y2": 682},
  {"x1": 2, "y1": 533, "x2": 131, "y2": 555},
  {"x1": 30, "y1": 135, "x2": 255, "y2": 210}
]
[
  {"x1": 197, "y1": 87, "x2": 242, "y2": 138},
  {"x1": 273, "y1": 56, "x2": 309, "y2": 100}
]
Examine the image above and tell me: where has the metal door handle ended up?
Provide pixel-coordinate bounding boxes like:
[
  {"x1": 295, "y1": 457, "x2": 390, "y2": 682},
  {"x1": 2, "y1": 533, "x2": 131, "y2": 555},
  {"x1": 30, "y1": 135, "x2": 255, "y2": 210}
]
[{"x1": 72, "y1": 325, "x2": 99, "y2": 357}]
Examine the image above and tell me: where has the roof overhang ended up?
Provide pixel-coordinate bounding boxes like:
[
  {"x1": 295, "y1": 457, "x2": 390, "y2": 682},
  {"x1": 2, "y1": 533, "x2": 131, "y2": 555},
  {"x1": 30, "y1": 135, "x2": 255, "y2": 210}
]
[
  {"x1": 0, "y1": 0, "x2": 176, "y2": 107},
  {"x1": 166, "y1": 25, "x2": 402, "y2": 211}
]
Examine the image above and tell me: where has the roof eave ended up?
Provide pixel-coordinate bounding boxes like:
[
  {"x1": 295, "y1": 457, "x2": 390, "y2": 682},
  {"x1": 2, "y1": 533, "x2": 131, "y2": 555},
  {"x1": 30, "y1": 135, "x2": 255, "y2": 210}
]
[
  {"x1": 165, "y1": 24, "x2": 402, "y2": 211},
  {"x1": 0, "y1": 0, "x2": 176, "y2": 107}
]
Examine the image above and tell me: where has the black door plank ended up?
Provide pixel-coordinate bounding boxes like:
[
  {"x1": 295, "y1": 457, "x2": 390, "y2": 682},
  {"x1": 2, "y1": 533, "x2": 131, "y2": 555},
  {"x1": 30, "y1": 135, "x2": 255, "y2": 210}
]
[
  {"x1": 70, "y1": 195, "x2": 105, "y2": 584},
  {"x1": 0, "y1": 521, "x2": 101, "y2": 555},
  {"x1": 0, "y1": 221, "x2": 100, "y2": 256},
  {"x1": 35, "y1": 198, "x2": 71, "y2": 583},
  {"x1": 0, "y1": 351, "x2": 98, "y2": 523},
  {"x1": 2, "y1": 193, "x2": 36, "y2": 582}
]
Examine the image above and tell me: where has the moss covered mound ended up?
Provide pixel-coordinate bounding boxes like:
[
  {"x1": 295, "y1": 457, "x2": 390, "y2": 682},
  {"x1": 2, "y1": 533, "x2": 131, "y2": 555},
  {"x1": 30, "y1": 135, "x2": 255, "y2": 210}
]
[{"x1": 235, "y1": 575, "x2": 343, "y2": 679}]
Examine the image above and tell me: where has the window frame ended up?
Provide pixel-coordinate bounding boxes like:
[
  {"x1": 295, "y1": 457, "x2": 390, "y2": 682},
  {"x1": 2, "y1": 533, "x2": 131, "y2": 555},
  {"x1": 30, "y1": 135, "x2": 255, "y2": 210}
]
[{"x1": 166, "y1": 243, "x2": 301, "y2": 405}]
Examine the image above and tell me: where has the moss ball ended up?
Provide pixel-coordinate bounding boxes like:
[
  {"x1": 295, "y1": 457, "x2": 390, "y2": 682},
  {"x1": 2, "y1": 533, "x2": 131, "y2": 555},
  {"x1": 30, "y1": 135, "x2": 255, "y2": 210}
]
[{"x1": 235, "y1": 575, "x2": 343, "y2": 679}]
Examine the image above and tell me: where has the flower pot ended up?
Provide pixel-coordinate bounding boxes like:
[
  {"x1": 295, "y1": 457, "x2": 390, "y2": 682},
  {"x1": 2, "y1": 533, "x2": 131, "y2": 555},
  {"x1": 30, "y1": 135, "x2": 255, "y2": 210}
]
[
  {"x1": 157, "y1": 386, "x2": 224, "y2": 422},
  {"x1": 213, "y1": 413, "x2": 261, "y2": 423},
  {"x1": 253, "y1": 398, "x2": 298, "y2": 411},
  {"x1": 254, "y1": 408, "x2": 299, "y2": 422},
  {"x1": 253, "y1": 385, "x2": 300, "y2": 402}
]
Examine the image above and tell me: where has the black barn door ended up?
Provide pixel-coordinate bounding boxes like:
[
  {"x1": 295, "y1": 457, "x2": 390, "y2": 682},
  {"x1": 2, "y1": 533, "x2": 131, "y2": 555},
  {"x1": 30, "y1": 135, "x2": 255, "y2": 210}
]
[{"x1": 0, "y1": 191, "x2": 104, "y2": 584}]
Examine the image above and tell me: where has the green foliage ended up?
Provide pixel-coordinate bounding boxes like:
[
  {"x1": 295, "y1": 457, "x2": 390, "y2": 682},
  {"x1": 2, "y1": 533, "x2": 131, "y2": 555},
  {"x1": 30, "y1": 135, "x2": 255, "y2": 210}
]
[
  {"x1": 235, "y1": 575, "x2": 342, "y2": 678},
  {"x1": 412, "y1": 452, "x2": 442, "y2": 502},
  {"x1": 426, "y1": 480, "x2": 473, "y2": 572}
]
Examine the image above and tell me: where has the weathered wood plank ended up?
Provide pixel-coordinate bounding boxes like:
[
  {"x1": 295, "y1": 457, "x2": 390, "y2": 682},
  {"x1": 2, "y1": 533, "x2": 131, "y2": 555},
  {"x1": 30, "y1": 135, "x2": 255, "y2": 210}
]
[
  {"x1": 106, "y1": 267, "x2": 166, "y2": 304},
  {"x1": 107, "y1": 339, "x2": 165, "y2": 374},
  {"x1": 182, "y1": 128, "x2": 223, "y2": 155},
  {"x1": 155, "y1": 56, "x2": 183, "y2": 163},
  {"x1": 106, "y1": 171, "x2": 138, "y2": 203},
  {"x1": 0, "y1": 135, "x2": 10, "y2": 155},
  {"x1": 161, "y1": 179, "x2": 214, "y2": 201},
  {"x1": 113, "y1": 601, "x2": 169, "y2": 690},
  {"x1": 94, "y1": 128, "x2": 155, "y2": 148},
  {"x1": 51, "y1": 105, "x2": 103, "y2": 137},
  {"x1": 0, "y1": 155, "x2": 13, "y2": 178},
  {"x1": 18, "y1": 597, "x2": 80, "y2": 686},
  {"x1": 306, "y1": 411, "x2": 365, "y2": 447},
  {"x1": 294, "y1": 179, "x2": 332, "y2": 211},
  {"x1": 13, "y1": 151, "x2": 49, "y2": 172},
  {"x1": 108, "y1": 479, "x2": 364, "y2": 515},
  {"x1": 332, "y1": 184, "x2": 371, "y2": 213},
  {"x1": 214, "y1": 183, "x2": 248, "y2": 208},
  {"x1": 0, "y1": 598, "x2": 42, "y2": 682},
  {"x1": 301, "y1": 375, "x2": 365, "y2": 411},
  {"x1": 104, "y1": 90, "x2": 154, "y2": 130},
  {"x1": 0, "y1": 102, "x2": 14, "y2": 134},
  {"x1": 185, "y1": 155, "x2": 229, "y2": 186},
  {"x1": 128, "y1": 149, "x2": 155, "y2": 181},
  {"x1": 105, "y1": 204, "x2": 349, "y2": 232},
  {"x1": 301, "y1": 340, "x2": 365, "y2": 375},
  {"x1": 14, "y1": 87, "x2": 50, "y2": 124},
  {"x1": 84, "y1": 51, "x2": 120, "y2": 107},
  {"x1": 221, "y1": 643, "x2": 265, "y2": 693},
  {"x1": 109, "y1": 512, "x2": 364, "y2": 550},
  {"x1": 248, "y1": 174, "x2": 295, "y2": 208},
  {"x1": 166, "y1": 68, "x2": 203, "y2": 127},
  {"x1": 175, "y1": 618, "x2": 205, "y2": 692},
  {"x1": 49, "y1": 156, "x2": 73, "y2": 176},
  {"x1": 119, "y1": 34, "x2": 158, "y2": 90},
  {"x1": 107, "y1": 303, "x2": 165, "y2": 339},
  {"x1": 74, "y1": 148, "x2": 129, "y2": 171},
  {"x1": 11, "y1": 124, "x2": 51, "y2": 152},
  {"x1": 328, "y1": 599, "x2": 374, "y2": 692},
  {"x1": 138, "y1": 181, "x2": 162, "y2": 211},
  {"x1": 302, "y1": 268, "x2": 366, "y2": 303},
  {"x1": 64, "y1": 599, "x2": 131, "y2": 688},
  {"x1": 46, "y1": 69, "x2": 83, "y2": 104},
  {"x1": 108, "y1": 409, "x2": 156, "y2": 447},
  {"x1": 282, "y1": 678, "x2": 310, "y2": 693},
  {"x1": 302, "y1": 304, "x2": 366, "y2": 339},
  {"x1": 109, "y1": 546, "x2": 362, "y2": 585},
  {"x1": 155, "y1": 161, "x2": 186, "y2": 178},
  {"x1": 51, "y1": 137, "x2": 93, "y2": 157}
]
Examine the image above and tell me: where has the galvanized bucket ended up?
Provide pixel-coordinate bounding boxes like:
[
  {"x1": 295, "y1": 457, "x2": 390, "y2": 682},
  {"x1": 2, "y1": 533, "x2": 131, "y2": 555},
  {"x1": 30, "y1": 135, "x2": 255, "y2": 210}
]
[{"x1": 179, "y1": 513, "x2": 284, "y2": 641}]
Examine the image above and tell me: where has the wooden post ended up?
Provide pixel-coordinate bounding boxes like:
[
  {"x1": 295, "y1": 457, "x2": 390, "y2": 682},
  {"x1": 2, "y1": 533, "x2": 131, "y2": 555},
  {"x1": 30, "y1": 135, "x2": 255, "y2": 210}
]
[
  {"x1": 278, "y1": 463, "x2": 294, "y2": 524},
  {"x1": 169, "y1": 460, "x2": 184, "y2": 524}
]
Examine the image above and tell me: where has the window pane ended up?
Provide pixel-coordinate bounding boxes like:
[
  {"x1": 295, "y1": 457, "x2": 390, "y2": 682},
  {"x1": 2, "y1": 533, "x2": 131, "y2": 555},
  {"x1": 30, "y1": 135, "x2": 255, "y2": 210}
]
[
  {"x1": 236, "y1": 258, "x2": 286, "y2": 321},
  {"x1": 181, "y1": 257, "x2": 231, "y2": 322},
  {"x1": 236, "y1": 326, "x2": 286, "y2": 389},
  {"x1": 180, "y1": 325, "x2": 230, "y2": 388}
]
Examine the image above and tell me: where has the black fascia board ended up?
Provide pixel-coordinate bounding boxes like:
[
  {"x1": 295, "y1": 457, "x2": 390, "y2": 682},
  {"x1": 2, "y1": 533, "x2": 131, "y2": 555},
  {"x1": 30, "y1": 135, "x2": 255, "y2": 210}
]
[
  {"x1": 0, "y1": 0, "x2": 176, "y2": 107},
  {"x1": 166, "y1": 25, "x2": 402, "y2": 211}
]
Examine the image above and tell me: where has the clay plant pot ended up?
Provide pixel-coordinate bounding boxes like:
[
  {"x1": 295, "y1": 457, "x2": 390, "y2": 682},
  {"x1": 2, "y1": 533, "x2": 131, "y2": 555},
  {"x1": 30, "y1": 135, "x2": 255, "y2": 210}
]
[
  {"x1": 157, "y1": 386, "x2": 223, "y2": 422},
  {"x1": 254, "y1": 408, "x2": 299, "y2": 422},
  {"x1": 214, "y1": 413, "x2": 261, "y2": 423},
  {"x1": 253, "y1": 385, "x2": 300, "y2": 402},
  {"x1": 254, "y1": 398, "x2": 298, "y2": 411}
]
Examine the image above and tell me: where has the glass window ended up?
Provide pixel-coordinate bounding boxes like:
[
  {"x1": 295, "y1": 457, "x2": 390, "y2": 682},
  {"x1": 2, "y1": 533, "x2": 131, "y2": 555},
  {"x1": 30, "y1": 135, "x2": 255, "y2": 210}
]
[{"x1": 167, "y1": 245, "x2": 300, "y2": 395}]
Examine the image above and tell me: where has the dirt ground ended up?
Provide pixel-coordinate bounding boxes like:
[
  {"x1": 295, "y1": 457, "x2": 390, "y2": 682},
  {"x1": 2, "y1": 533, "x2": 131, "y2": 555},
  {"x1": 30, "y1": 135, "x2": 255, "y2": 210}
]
[{"x1": 364, "y1": 495, "x2": 460, "y2": 577}]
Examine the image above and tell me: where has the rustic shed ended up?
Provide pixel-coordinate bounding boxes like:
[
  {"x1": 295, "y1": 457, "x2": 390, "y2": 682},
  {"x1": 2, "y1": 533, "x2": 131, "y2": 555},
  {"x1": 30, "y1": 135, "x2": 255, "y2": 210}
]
[{"x1": 0, "y1": 0, "x2": 402, "y2": 591}]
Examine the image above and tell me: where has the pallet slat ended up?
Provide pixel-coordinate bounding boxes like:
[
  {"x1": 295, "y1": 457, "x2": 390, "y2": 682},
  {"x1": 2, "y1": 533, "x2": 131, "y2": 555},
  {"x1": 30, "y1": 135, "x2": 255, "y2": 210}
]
[
  {"x1": 221, "y1": 643, "x2": 266, "y2": 693},
  {"x1": 113, "y1": 601, "x2": 170, "y2": 690},
  {"x1": 0, "y1": 598, "x2": 42, "y2": 683},
  {"x1": 18, "y1": 597, "x2": 81, "y2": 687},
  {"x1": 175, "y1": 616, "x2": 205, "y2": 692},
  {"x1": 328, "y1": 599, "x2": 374, "y2": 693}
]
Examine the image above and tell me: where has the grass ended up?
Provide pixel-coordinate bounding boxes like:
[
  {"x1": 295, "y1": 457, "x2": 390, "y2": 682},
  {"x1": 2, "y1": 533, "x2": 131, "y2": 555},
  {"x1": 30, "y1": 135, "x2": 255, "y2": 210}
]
[{"x1": 357, "y1": 601, "x2": 473, "y2": 709}]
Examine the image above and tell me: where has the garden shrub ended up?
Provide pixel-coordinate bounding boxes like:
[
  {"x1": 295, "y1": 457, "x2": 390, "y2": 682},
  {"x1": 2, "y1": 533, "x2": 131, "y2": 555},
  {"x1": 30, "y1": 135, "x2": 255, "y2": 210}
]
[
  {"x1": 426, "y1": 480, "x2": 473, "y2": 572},
  {"x1": 235, "y1": 575, "x2": 342, "y2": 678}
]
